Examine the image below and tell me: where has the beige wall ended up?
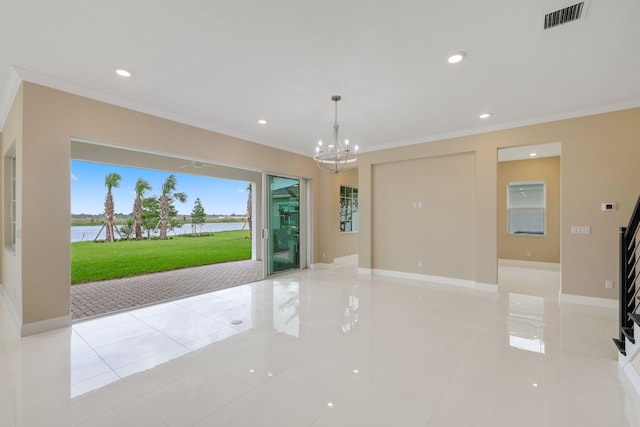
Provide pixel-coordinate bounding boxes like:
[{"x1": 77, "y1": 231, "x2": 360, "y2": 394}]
[
  {"x1": 2, "y1": 82, "x2": 357, "y2": 334},
  {"x1": 1, "y1": 84, "x2": 23, "y2": 323},
  {"x1": 372, "y1": 152, "x2": 475, "y2": 279},
  {"x1": 498, "y1": 157, "x2": 560, "y2": 263},
  {"x1": 4, "y1": 80, "x2": 640, "y2": 333},
  {"x1": 360, "y1": 107, "x2": 640, "y2": 299}
]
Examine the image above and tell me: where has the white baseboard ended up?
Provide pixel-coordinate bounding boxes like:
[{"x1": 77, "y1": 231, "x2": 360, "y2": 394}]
[
  {"x1": 310, "y1": 254, "x2": 358, "y2": 270},
  {"x1": 333, "y1": 254, "x2": 358, "y2": 267},
  {"x1": 1, "y1": 284, "x2": 71, "y2": 336},
  {"x1": 366, "y1": 268, "x2": 498, "y2": 292},
  {"x1": 475, "y1": 282, "x2": 500, "y2": 292},
  {"x1": 498, "y1": 259, "x2": 561, "y2": 271},
  {"x1": 559, "y1": 293, "x2": 618, "y2": 309},
  {"x1": 309, "y1": 262, "x2": 332, "y2": 270},
  {"x1": 21, "y1": 315, "x2": 71, "y2": 337},
  {"x1": 0, "y1": 285, "x2": 21, "y2": 335},
  {"x1": 620, "y1": 364, "x2": 640, "y2": 427}
]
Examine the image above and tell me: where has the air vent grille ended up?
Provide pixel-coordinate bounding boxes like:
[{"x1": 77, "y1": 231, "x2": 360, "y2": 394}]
[{"x1": 544, "y1": 2, "x2": 585, "y2": 29}]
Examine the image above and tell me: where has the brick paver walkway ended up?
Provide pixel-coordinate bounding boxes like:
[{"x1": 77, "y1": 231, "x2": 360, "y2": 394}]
[{"x1": 71, "y1": 260, "x2": 264, "y2": 320}]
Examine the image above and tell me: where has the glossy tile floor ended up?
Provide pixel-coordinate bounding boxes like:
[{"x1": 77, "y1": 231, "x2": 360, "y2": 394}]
[{"x1": 0, "y1": 264, "x2": 634, "y2": 426}]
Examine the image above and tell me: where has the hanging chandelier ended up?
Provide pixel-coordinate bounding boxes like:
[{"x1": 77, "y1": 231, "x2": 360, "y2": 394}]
[{"x1": 313, "y1": 95, "x2": 358, "y2": 174}]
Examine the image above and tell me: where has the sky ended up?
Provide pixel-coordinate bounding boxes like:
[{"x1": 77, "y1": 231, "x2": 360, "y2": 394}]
[{"x1": 71, "y1": 160, "x2": 250, "y2": 216}]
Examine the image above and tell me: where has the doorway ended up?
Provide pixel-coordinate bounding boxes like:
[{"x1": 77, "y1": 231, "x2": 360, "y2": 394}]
[
  {"x1": 497, "y1": 142, "x2": 561, "y2": 296},
  {"x1": 266, "y1": 175, "x2": 303, "y2": 275}
]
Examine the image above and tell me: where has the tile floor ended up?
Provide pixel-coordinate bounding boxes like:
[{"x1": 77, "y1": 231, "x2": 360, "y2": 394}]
[{"x1": 0, "y1": 264, "x2": 635, "y2": 426}]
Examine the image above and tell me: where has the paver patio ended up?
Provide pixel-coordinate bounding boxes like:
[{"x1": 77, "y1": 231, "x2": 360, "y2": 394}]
[{"x1": 71, "y1": 259, "x2": 264, "y2": 320}]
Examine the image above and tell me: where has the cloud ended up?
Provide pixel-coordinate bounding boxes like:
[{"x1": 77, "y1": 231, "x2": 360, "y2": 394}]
[{"x1": 71, "y1": 173, "x2": 79, "y2": 181}]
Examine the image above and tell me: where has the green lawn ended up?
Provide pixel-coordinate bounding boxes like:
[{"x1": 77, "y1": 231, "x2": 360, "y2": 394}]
[{"x1": 71, "y1": 231, "x2": 251, "y2": 284}]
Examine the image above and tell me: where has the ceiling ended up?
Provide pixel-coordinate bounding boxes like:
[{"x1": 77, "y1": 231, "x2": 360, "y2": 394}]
[{"x1": 1, "y1": 1, "x2": 639, "y2": 157}]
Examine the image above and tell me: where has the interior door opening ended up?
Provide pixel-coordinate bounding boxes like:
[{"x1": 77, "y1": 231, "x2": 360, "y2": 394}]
[{"x1": 267, "y1": 175, "x2": 301, "y2": 275}]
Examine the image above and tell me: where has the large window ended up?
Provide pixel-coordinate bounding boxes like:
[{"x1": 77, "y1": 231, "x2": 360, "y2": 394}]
[
  {"x1": 340, "y1": 185, "x2": 358, "y2": 232},
  {"x1": 507, "y1": 181, "x2": 545, "y2": 235}
]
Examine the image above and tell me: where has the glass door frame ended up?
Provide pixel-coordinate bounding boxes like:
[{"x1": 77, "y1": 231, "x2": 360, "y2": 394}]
[{"x1": 262, "y1": 173, "x2": 309, "y2": 276}]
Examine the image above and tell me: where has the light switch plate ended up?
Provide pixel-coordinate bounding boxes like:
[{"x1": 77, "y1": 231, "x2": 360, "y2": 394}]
[{"x1": 571, "y1": 226, "x2": 591, "y2": 235}]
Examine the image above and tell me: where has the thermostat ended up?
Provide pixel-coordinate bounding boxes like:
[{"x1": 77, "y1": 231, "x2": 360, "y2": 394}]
[{"x1": 601, "y1": 202, "x2": 616, "y2": 211}]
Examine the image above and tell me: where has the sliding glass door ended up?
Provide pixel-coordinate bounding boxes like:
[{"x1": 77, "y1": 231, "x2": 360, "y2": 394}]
[{"x1": 267, "y1": 175, "x2": 301, "y2": 275}]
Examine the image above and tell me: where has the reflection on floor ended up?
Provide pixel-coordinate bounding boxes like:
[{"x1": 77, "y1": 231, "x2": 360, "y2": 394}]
[{"x1": 0, "y1": 263, "x2": 633, "y2": 426}]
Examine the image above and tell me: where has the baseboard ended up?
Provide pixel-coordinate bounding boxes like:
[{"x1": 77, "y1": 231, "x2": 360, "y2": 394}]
[
  {"x1": 310, "y1": 254, "x2": 358, "y2": 270},
  {"x1": 367, "y1": 268, "x2": 498, "y2": 292},
  {"x1": 20, "y1": 314, "x2": 71, "y2": 337},
  {"x1": 558, "y1": 293, "x2": 618, "y2": 309},
  {"x1": 309, "y1": 262, "x2": 332, "y2": 270},
  {"x1": 620, "y1": 364, "x2": 640, "y2": 427},
  {"x1": 498, "y1": 259, "x2": 561, "y2": 271},
  {"x1": 333, "y1": 254, "x2": 358, "y2": 267},
  {"x1": 475, "y1": 282, "x2": 500, "y2": 292},
  {"x1": 0, "y1": 285, "x2": 21, "y2": 335},
  {"x1": 1, "y1": 284, "x2": 72, "y2": 336}
]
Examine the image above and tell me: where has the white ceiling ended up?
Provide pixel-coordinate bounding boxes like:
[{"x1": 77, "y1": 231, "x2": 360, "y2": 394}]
[
  {"x1": 1, "y1": 0, "x2": 639, "y2": 156},
  {"x1": 498, "y1": 142, "x2": 561, "y2": 162}
]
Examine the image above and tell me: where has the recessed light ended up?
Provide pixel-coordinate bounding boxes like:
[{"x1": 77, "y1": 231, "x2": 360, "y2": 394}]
[
  {"x1": 115, "y1": 67, "x2": 132, "y2": 78},
  {"x1": 258, "y1": 119, "x2": 267, "y2": 125},
  {"x1": 530, "y1": 152, "x2": 537, "y2": 157},
  {"x1": 447, "y1": 51, "x2": 466, "y2": 64},
  {"x1": 479, "y1": 112, "x2": 491, "y2": 119}
]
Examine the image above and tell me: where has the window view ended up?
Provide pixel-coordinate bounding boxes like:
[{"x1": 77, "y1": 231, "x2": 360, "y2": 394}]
[
  {"x1": 340, "y1": 185, "x2": 358, "y2": 232},
  {"x1": 4, "y1": 145, "x2": 16, "y2": 250},
  {"x1": 507, "y1": 181, "x2": 545, "y2": 235},
  {"x1": 70, "y1": 160, "x2": 252, "y2": 284},
  {"x1": 10, "y1": 155, "x2": 16, "y2": 247}
]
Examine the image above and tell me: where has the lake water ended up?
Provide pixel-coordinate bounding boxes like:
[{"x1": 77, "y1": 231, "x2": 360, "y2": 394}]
[{"x1": 71, "y1": 222, "x2": 248, "y2": 242}]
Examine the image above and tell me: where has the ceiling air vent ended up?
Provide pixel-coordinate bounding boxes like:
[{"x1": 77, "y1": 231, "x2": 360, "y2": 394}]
[{"x1": 543, "y1": 2, "x2": 585, "y2": 30}]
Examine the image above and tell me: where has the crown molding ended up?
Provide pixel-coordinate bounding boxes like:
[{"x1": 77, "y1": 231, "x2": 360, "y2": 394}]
[{"x1": 0, "y1": 67, "x2": 22, "y2": 131}]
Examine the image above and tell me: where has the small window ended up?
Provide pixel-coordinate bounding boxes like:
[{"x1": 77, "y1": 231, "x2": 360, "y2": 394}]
[
  {"x1": 507, "y1": 181, "x2": 545, "y2": 235},
  {"x1": 4, "y1": 143, "x2": 17, "y2": 250},
  {"x1": 339, "y1": 185, "x2": 358, "y2": 232},
  {"x1": 11, "y1": 156, "x2": 16, "y2": 246}
]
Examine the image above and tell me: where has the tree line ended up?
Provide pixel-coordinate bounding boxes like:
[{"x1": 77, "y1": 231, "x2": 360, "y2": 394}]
[{"x1": 101, "y1": 173, "x2": 207, "y2": 242}]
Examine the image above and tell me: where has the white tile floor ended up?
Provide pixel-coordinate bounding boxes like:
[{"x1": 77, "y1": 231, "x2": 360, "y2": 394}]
[{"x1": 0, "y1": 264, "x2": 635, "y2": 426}]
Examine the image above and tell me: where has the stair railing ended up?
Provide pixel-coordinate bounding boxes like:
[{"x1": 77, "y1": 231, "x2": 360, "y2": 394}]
[{"x1": 614, "y1": 194, "x2": 640, "y2": 355}]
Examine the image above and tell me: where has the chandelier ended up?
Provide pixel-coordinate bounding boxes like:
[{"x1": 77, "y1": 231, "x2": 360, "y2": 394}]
[{"x1": 313, "y1": 95, "x2": 358, "y2": 174}]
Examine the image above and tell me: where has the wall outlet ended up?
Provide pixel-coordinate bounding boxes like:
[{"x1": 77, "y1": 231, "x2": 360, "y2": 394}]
[
  {"x1": 605, "y1": 280, "x2": 614, "y2": 289},
  {"x1": 418, "y1": 260, "x2": 423, "y2": 268},
  {"x1": 527, "y1": 251, "x2": 531, "y2": 257}
]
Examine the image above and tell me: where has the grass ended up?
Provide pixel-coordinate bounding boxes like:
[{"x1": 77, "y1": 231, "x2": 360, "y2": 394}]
[{"x1": 71, "y1": 230, "x2": 251, "y2": 284}]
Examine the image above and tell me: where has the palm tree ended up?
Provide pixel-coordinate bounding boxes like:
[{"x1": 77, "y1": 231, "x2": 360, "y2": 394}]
[
  {"x1": 103, "y1": 172, "x2": 121, "y2": 242},
  {"x1": 132, "y1": 178, "x2": 152, "y2": 240},
  {"x1": 159, "y1": 174, "x2": 187, "y2": 240}
]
